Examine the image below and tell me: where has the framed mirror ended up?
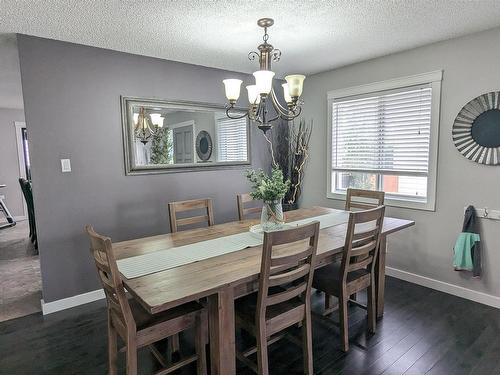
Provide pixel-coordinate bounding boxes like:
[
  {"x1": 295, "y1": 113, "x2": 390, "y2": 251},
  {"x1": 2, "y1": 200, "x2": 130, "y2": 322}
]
[
  {"x1": 453, "y1": 91, "x2": 500, "y2": 165},
  {"x1": 121, "y1": 97, "x2": 251, "y2": 175}
]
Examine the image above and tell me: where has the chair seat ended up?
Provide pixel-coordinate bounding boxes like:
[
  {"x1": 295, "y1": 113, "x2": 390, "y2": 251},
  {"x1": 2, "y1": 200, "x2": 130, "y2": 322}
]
[
  {"x1": 128, "y1": 299, "x2": 204, "y2": 347},
  {"x1": 236, "y1": 291, "x2": 305, "y2": 337},
  {"x1": 313, "y1": 262, "x2": 369, "y2": 296}
]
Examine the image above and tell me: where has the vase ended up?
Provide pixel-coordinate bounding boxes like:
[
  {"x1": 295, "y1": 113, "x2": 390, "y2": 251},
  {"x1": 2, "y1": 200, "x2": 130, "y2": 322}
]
[{"x1": 261, "y1": 200, "x2": 285, "y2": 231}]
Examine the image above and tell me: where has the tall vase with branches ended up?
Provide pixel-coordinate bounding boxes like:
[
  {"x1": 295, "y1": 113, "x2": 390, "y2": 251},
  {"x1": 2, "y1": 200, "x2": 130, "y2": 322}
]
[{"x1": 270, "y1": 118, "x2": 313, "y2": 210}]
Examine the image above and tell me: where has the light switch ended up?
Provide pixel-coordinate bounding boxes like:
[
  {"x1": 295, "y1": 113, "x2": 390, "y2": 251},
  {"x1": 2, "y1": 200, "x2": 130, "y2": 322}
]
[{"x1": 61, "y1": 159, "x2": 71, "y2": 173}]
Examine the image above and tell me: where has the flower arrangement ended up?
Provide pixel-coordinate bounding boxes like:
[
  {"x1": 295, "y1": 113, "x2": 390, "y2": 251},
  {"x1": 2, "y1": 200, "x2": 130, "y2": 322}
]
[{"x1": 245, "y1": 167, "x2": 290, "y2": 203}]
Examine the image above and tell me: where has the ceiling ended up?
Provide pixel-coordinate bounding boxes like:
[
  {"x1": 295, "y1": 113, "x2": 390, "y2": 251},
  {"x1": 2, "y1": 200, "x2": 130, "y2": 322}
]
[
  {"x1": 0, "y1": 34, "x2": 24, "y2": 109},
  {"x1": 2, "y1": 1, "x2": 500, "y2": 82}
]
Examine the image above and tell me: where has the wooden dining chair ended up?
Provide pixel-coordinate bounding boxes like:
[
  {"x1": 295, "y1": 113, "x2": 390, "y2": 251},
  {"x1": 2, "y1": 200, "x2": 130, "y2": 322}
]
[
  {"x1": 235, "y1": 221, "x2": 320, "y2": 374},
  {"x1": 312, "y1": 206, "x2": 385, "y2": 352},
  {"x1": 237, "y1": 193, "x2": 262, "y2": 221},
  {"x1": 345, "y1": 188, "x2": 385, "y2": 211},
  {"x1": 85, "y1": 225, "x2": 207, "y2": 375},
  {"x1": 168, "y1": 198, "x2": 214, "y2": 233}
]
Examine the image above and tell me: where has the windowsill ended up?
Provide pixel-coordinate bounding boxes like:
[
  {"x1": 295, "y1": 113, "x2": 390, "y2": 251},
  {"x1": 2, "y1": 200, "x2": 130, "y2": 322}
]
[{"x1": 326, "y1": 191, "x2": 436, "y2": 211}]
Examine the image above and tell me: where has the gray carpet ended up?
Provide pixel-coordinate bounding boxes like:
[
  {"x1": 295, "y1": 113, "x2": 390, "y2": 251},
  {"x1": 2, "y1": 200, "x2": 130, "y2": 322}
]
[{"x1": 0, "y1": 220, "x2": 41, "y2": 321}]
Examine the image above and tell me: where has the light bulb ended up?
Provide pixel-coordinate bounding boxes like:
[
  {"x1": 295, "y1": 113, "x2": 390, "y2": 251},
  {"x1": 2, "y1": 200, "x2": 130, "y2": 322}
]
[
  {"x1": 282, "y1": 83, "x2": 292, "y2": 104},
  {"x1": 253, "y1": 70, "x2": 275, "y2": 95},
  {"x1": 246, "y1": 85, "x2": 261, "y2": 105},
  {"x1": 285, "y1": 74, "x2": 306, "y2": 98},
  {"x1": 223, "y1": 79, "x2": 242, "y2": 102}
]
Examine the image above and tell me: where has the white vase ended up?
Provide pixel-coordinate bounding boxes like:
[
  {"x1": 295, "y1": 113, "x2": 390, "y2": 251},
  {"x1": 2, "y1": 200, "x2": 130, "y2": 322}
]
[{"x1": 261, "y1": 200, "x2": 284, "y2": 231}]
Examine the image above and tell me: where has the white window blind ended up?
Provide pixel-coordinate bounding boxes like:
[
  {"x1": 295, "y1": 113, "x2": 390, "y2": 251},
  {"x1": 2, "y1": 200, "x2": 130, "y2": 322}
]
[
  {"x1": 216, "y1": 117, "x2": 248, "y2": 162},
  {"x1": 332, "y1": 86, "x2": 432, "y2": 176}
]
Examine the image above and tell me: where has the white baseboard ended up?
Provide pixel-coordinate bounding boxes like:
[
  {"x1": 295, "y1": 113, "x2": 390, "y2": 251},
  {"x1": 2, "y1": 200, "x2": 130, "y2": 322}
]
[
  {"x1": 386, "y1": 267, "x2": 500, "y2": 309},
  {"x1": 41, "y1": 289, "x2": 105, "y2": 315}
]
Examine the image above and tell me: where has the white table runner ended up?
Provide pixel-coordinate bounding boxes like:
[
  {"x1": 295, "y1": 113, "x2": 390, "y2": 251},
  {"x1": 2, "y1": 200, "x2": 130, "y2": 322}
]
[{"x1": 117, "y1": 211, "x2": 349, "y2": 279}]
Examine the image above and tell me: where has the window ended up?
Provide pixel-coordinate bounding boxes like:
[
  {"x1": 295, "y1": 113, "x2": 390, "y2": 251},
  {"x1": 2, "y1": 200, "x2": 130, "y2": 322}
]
[
  {"x1": 327, "y1": 71, "x2": 442, "y2": 210},
  {"x1": 216, "y1": 117, "x2": 248, "y2": 162}
]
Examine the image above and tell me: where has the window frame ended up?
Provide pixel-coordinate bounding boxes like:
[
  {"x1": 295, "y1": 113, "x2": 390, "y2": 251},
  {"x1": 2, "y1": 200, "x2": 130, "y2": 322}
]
[
  {"x1": 326, "y1": 71, "x2": 442, "y2": 211},
  {"x1": 214, "y1": 115, "x2": 249, "y2": 163}
]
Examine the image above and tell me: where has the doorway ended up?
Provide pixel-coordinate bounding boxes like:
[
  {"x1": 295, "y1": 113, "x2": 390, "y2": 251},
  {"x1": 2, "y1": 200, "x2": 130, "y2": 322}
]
[{"x1": 0, "y1": 120, "x2": 41, "y2": 322}]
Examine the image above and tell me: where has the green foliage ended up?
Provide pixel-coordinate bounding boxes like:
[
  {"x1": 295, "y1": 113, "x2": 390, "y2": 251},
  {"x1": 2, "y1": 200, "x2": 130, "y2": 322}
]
[
  {"x1": 245, "y1": 167, "x2": 291, "y2": 202},
  {"x1": 150, "y1": 126, "x2": 173, "y2": 164}
]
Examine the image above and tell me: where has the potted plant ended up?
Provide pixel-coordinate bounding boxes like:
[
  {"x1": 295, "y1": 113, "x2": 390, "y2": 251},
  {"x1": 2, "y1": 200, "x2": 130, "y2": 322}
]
[{"x1": 245, "y1": 167, "x2": 290, "y2": 231}]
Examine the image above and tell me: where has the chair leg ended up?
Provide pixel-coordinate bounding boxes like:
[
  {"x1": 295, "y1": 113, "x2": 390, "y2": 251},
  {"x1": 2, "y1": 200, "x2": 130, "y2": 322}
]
[
  {"x1": 126, "y1": 344, "x2": 138, "y2": 375},
  {"x1": 367, "y1": 283, "x2": 376, "y2": 334},
  {"x1": 339, "y1": 295, "x2": 349, "y2": 352},
  {"x1": 168, "y1": 334, "x2": 181, "y2": 362},
  {"x1": 256, "y1": 326, "x2": 269, "y2": 375},
  {"x1": 107, "y1": 315, "x2": 118, "y2": 375},
  {"x1": 323, "y1": 294, "x2": 338, "y2": 316},
  {"x1": 195, "y1": 313, "x2": 208, "y2": 375},
  {"x1": 302, "y1": 307, "x2": 314, "y2": 375}
]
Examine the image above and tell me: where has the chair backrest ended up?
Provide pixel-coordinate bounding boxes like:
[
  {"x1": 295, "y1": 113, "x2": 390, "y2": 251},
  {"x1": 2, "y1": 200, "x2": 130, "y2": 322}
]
[
  {"x1": 340, "y1": 206, "x2": 385, "y2": 283},
  {"x1": 85, "y1": 225, "x2": 135, "y2": 333},
  {"x1": 168, "y1": 198, "x2": 215, "y2": 233},
  {"x1": 345, "y1": 188, "x2": 385, "y2": 211},
  {"x1": 237, "y1": 193, "x2": 262, "y2": 221},
  {"x1": 257, "y1": 222, "x2": 320, "y2": 322}
]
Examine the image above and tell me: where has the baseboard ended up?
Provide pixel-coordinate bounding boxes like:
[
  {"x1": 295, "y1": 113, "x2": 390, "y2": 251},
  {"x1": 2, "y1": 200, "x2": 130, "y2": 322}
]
[
  {"x1": 386, "y1": 267, "x2": 500, "y2": 309},
  {"x1": 41, "y1": 289, "x2": 105, "y2": 315}
]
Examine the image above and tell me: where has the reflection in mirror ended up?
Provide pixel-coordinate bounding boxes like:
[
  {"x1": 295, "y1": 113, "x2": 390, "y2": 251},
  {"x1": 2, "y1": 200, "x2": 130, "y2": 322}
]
[{"x1": 122, "y1": 97, "x2": 251, "y2": 175}]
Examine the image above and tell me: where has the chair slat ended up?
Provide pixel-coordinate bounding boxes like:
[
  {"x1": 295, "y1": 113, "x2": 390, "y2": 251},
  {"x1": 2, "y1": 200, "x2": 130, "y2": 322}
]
[
  {"x1": 176, "y1": 215, "x2": 210, "y2": 226},
  {"x1": 237, "y1": 193, "x2": 262, "y2": 221},
  {"x1": 345, "y1": 188, "x2": 385, "y2": 211},
  {"x1": 268, "y1": 264, "x2": 310, "y2": 287},
  {"x1": 348, "y1": 256, "x2": 374, "y2": 272},
  {"x1": 350, "y1": 240, "x2": 377, "y2": 257},
  {"x1": 271, "y1": 246, "x2": 313, "y2": 267},
  {"x1": 352, "y1": 227, "x2": 379, "y2": 241},
  {"x1": 266, "y1": 282, "x2": 307, "y2": 306}
]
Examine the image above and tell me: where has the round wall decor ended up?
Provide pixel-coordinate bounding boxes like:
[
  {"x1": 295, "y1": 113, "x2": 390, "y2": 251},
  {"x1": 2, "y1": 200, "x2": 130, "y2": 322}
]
[
  {"x1": 453, "y1": 91, "x2": 500, "y2": 165},
  {"x1": 196, "y1": 130, "x2": 213, "y2": 161}
]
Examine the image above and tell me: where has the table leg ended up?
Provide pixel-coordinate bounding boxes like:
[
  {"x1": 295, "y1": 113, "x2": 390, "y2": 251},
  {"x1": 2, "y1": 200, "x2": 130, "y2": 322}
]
[
  {"x1": 376, "y1": 235, "x2": 387, "y2": 319},
  {"x1": 208, "y1": 288, "x2": 236, "y2": 375}
]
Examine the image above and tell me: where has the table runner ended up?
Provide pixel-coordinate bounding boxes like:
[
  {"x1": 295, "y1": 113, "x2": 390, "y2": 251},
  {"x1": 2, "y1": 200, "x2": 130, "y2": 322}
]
[{"x1": 117, "y1": 210, "x2": 349, "y2": 279}]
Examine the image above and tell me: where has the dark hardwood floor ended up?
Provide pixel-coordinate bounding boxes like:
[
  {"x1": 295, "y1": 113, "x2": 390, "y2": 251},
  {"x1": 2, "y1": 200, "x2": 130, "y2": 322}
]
[{"x1": 0, "y1": 277, "x2": 499, "y2": 374}]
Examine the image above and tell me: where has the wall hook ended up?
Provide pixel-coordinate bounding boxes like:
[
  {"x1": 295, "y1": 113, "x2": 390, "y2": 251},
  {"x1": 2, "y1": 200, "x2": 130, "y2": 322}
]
[{"x1": 483, "y1": 208, "x2": 489, "y2": 218}]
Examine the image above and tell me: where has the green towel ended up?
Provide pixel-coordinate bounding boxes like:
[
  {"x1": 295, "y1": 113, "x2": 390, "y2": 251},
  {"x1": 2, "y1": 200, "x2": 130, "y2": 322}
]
[{"x1": 453, "y1": 232, "x2": 480, "y2": 271}]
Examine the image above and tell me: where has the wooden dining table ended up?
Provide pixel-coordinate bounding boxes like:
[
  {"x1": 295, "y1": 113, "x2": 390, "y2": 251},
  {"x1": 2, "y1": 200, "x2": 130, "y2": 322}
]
[{"x1": 114, "y1": 206, "x2": 414, "y2": 375}]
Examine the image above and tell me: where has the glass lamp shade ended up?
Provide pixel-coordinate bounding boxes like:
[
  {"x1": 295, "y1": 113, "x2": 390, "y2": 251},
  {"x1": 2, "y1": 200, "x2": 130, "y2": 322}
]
[
  {"x1": 223, "y1": 79, "x2": 242, "y2": 102},
  {"x1": 246, "y1": 85, "x2": 261, "y2": 105},
  {"x1": 253, "y1": 70, "x2": 275, "y2": 95},
  {"x1": 149, "y1": 113, "x2": 164, "y2": 127},
  {"x1": 282, "y1": 83, "x2": 292, "y2": 104},
  {"x1": 285, "y1": 74, "x2": 306, "y2": 98}
]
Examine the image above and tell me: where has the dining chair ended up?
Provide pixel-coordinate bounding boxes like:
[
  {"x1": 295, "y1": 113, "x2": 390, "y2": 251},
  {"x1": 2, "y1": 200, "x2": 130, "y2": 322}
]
[
  {"x1": 312, "y1": 206, "x2": 385, "y2": 352},
  {"x1": 237, "y1": 193, "x2": 262, "y2": 221},
  {"x1": 235, "y1": 221, "x2": 320, "y2": 374},
  {"x1": 85, "y1": 225, "x2": 207, "y2": 375},
  {"x1": 345, "y1": 188, "x2": 385, "y2": 211},
  {"x1": 168, "y1": 198, "x2": 214, "y2": 233}
]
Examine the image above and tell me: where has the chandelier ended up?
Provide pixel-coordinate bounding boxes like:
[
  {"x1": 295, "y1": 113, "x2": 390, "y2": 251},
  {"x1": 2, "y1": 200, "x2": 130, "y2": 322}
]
[
  {"x1": 134, "y1": 107, "x2": 164, "y2": 144},
  {"x1": 223, "y1": 18, "x2": 305, "y2": 133}
]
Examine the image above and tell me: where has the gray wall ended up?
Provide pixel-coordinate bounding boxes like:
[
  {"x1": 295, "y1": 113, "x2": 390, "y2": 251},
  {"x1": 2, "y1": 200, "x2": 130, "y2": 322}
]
[
  {"x1": 17, "y1": 35, "x2": 271, "y2": 302},
  {"x1": 0, "y1": 108, "x2": 25, "y2": 218},
  {"x1": 300, "y1": 27, "x2": 500, "y2": 298}
]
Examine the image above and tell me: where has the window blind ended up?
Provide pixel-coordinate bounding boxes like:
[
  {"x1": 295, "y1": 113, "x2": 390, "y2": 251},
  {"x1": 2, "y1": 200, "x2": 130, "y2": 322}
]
[
  {"x1": 331, "y1": 86, "x2": 432, "y2": 176},
  {"x1": 216, "y1": 117, "x2": 248, "y2": 162}
]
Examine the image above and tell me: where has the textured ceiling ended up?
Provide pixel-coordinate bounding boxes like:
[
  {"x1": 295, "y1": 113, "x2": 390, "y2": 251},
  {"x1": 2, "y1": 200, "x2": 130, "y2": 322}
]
[
  {"x1": 2, "y1": 1, "x2": 500, "y2": 81},
  {"x1": 0, "y1": 34, "x2": 24, "y2": 109}
]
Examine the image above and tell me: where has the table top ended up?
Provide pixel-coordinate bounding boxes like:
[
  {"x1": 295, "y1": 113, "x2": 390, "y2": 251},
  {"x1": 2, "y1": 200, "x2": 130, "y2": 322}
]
[{"x1": 114, "y1": 206, "x2": 414, "y2": 314}]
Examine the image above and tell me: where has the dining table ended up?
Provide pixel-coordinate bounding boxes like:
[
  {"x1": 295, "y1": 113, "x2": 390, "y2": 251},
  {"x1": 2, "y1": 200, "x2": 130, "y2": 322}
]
[{"x1": 113, "y1": 206, "x2": 414, "y2": 375}]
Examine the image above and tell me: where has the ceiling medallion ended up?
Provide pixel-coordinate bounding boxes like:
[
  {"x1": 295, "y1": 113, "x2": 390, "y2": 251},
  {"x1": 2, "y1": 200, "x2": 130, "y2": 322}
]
[{"x1": 222, "y1": 18, "x2": 305, "y2": 133}]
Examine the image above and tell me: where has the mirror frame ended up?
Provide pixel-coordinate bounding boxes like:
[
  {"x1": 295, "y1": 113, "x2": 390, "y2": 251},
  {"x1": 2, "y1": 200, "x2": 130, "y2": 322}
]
[{"x1": 121, "y1": 96, "x2": 252, "y2": 175}]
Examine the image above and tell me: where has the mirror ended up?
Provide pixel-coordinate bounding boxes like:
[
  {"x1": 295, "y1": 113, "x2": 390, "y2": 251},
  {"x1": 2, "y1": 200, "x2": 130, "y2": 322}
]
[
  {"x1": 453, "y1": 91, "x2": 500, "y2": 165},
  {"x1": 121, "y1": 97, "x2": 251, "y2": 174}
]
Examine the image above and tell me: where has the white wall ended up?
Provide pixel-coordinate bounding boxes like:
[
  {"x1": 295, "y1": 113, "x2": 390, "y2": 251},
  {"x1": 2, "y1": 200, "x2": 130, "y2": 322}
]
[{"x1": 300, "y1": 27, "x2": 500, "y2": 299}]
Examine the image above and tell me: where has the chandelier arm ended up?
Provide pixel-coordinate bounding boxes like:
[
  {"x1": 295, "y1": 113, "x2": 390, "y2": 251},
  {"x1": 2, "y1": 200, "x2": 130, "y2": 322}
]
[
  {"x1": 270, "y1": 88, "x2": 293, "y2": 117},
  {"x1": 225, "y1": 106, "x2": 250, "y2": 120}
]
